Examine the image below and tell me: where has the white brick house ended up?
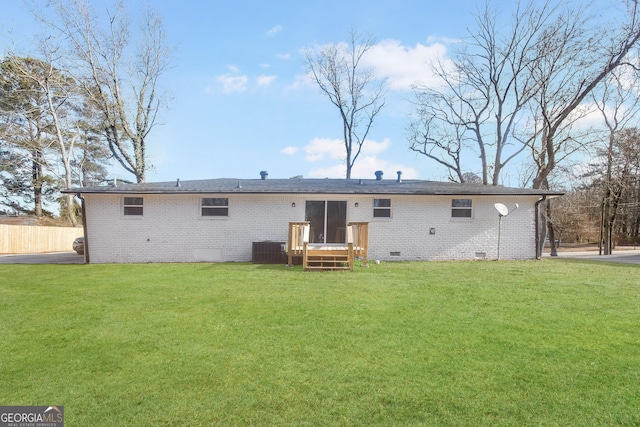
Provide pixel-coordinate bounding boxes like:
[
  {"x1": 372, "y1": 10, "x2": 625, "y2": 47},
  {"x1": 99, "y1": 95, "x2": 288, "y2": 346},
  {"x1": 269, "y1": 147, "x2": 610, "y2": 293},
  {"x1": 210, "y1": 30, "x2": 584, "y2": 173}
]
[{"x1": 65, "y1": 174, "x2": 562, "y2": 264}]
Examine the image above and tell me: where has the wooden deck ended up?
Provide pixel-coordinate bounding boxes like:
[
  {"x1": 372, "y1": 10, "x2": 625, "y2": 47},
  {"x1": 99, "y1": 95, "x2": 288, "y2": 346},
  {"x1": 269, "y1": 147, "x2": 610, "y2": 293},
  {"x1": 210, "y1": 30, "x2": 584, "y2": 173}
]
[{"x1": 287, "y1": 221, "x2": 368, "y2": 271}]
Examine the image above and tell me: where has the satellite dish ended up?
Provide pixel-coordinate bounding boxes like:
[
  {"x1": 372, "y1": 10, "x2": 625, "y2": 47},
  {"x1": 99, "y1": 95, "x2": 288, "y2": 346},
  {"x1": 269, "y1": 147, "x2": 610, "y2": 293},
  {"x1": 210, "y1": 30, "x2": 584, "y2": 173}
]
[{"x1": 494, "y1": 203, "x2": 509, "y2": 217}]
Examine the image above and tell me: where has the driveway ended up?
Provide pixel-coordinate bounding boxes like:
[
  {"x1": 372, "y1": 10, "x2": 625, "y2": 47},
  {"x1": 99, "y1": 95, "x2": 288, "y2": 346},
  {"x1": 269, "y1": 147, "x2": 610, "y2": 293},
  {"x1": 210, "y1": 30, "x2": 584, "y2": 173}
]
[
  {"x1": 545, "y1": 249, "x2": 640, "y2": 265},
  {"x1": 0, "y1": 252, "x2": 85, "y2": 264}
]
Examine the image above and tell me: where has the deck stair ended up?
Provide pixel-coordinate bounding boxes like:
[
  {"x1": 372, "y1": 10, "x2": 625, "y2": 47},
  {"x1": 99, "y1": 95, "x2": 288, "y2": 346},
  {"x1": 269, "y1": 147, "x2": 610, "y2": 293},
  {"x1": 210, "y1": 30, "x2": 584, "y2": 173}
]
[{"x1": 287, "y1": 221, "x2": 368, "y2": 271}]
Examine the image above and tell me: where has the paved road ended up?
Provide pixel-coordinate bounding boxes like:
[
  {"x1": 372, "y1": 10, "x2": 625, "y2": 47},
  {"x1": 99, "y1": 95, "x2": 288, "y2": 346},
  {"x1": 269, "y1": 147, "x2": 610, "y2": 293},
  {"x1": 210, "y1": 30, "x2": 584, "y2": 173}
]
[
  {"x1": 544, "y1": 249, "x2": 640, "y2": 265},
  {"x1": 0, "y1": 251, "x2": 85, "y2": 264}
]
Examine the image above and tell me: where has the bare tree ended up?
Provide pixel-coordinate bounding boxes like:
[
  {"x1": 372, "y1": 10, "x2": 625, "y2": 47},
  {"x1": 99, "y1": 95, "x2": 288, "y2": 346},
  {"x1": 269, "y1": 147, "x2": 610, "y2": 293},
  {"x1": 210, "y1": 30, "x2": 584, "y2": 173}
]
[
  {"x1": 410, "y1": 0, "x2": 640, "y2": 256},
  {"x1": 529, "y1": 3, "x2": 640, "y2": 188},
  {"x1": 527, "y1": 0, "x2": 640, "y2": 256},
  {"x1": 42, "y1": 0, "x2": 171, "y2": 183},
  {"x1": 567, "y1": 129, "x2": 640, "y2": 248},
  {"x1": 34, "y1": 46, "x2": 82, "y2": 226},
  {"x1": 550, "y1": 183, "x2": 602, "y2": 243},
  {"x1": 408, "y1": 93, "x2": 466, "y2": 183},
  {"x1": 304, "y1": 30, "x2": 386, "y2": 179},
  {"x1": 593, "y1": 69, "x2": 640, "y2": 254},
  {"x1": 410, "y1": 1, "x2": 553, "y2": 185}
]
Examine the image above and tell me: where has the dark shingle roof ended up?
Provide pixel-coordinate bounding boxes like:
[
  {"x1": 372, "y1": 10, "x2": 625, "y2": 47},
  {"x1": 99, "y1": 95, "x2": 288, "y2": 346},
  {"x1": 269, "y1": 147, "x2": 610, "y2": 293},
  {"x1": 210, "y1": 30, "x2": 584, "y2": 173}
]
[{"x1": 63, "y1": 178, "x2": 563, "y2": 197}]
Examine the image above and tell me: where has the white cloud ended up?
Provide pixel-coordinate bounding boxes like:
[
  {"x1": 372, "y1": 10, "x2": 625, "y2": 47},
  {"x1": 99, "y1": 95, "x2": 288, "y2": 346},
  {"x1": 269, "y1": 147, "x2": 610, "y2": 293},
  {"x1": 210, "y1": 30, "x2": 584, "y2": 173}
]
[
  {"x1": 303, "y1": 137, "x2": 391, "y2": 161},
  {"x1": 266, "y1": 25, "x2": 283, "y2": 36},
  {"x1": 575, "y1": 104, "x2": 602, "y2": 126},
  {"x1": 289, "y1": 72, "x2": 316, "y2": 90},
  {"x1": 276, "y1": 53, "x2": 291, "y2": 60},
  {"x1": 294, "y1": 39, "x2": 451, "y2": 93},
  {"x1": 426, "y1": 35, "x2": 462, "y2": 45},
  {"x1": 304, "y1": 137, "x2": 344, "y2": 162},
  {"x1": 349, "y1": 156, "x2": 419, "y2": 180},
  {"x1": 308, "y1": 156, "x2": 419, "y2": 180},
  {"x1": 281, "y1": 146, "x2": 298, "y2": 155},
  {"x1": 308, "y1": 164, "x2": 346, "y2": 178},
  {"x1": 216, "y1": 74, "x2": 248, "y2": 93},
  {"x1": 210, "y1": 69, "x2": 276, "y2": 93},
  {"x1": 257, "y1": 75, "x2": 277, "y2": 86},
  {"x1": 363, "y1": 138, "x2": 392, "y2": 155},
  {"x1": 302, "y1": 136, "x2": 418, "y2": 179},
  {"x1": 212, "y1": 65, "x2": 249, "y2": 93},
  {"x1": 364, "y1": 39, "x2": 449, "y2": 91}
]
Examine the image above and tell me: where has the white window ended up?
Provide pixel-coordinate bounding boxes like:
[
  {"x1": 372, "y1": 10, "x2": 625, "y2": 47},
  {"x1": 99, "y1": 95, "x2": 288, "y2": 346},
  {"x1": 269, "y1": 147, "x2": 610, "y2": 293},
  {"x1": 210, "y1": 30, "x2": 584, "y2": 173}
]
[
  {"x1": 123, "y1": 197, "x2": 143, "y2": 216},
  {"x1": 201, "y1": 198, "x2": 229, "y2": 217},
  {"x1": 373, "y1": 198, "x2": 391, "y2": 218},
  {"x1": 451, "y1": 199, "x2": 472, "y2": 218}
]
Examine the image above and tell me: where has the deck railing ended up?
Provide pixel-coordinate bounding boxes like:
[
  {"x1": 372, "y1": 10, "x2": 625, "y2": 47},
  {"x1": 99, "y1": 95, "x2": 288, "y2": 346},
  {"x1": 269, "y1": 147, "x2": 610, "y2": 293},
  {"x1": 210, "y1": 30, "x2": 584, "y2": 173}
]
[
  {"x1": 348, "y1": 222, "x2": 369, "y2": 267},
  {"x1": 287, "y1": 221, "x2": 368, "y2": 270},
  {"x1": 286, "y1": 221, "x2": 309, "y2": 266}
]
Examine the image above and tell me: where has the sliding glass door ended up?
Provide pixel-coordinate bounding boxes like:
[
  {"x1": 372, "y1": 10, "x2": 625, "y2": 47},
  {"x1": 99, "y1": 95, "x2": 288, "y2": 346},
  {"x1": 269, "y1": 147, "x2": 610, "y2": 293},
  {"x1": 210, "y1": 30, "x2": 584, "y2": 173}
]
[{"x1": 305, "y1": 200, "x2": 347, "y2": 243}]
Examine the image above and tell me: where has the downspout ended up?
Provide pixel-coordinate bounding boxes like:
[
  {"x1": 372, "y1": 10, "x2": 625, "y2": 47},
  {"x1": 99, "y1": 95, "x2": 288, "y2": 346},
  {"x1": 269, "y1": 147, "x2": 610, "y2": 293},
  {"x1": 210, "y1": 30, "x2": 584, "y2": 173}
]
[
  {"x1": 77, "y1": 193, "x2": 89, "y2": 264},
  {"x1": 534, "y1": 195, "x2": 547, "y2": 260}
]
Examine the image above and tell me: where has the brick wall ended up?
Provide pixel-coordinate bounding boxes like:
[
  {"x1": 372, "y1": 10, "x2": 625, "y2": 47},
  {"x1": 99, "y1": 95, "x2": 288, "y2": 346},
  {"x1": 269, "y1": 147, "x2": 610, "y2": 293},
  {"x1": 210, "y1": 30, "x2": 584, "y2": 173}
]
[
  {"x1": 365, "y1": 196, "x2": 535, "y2": 262},
  {"x1": 84, "y1": 193, "x2": 539, "y2": 263}
]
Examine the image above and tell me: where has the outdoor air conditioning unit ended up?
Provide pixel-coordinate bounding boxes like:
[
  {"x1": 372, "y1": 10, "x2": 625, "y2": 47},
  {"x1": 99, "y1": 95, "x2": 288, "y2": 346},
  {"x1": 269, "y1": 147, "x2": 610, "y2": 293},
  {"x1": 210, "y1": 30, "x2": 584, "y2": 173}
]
[{"x1": 252, "y1": 241, "x2": 287, "y2": 264}]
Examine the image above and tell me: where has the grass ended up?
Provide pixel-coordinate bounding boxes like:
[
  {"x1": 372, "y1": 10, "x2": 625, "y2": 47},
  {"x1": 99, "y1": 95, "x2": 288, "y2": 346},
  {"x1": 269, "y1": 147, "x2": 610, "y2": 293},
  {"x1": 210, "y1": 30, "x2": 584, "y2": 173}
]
[{"x1": 1, "y1": 259, "x2": 639, "y2": 426}]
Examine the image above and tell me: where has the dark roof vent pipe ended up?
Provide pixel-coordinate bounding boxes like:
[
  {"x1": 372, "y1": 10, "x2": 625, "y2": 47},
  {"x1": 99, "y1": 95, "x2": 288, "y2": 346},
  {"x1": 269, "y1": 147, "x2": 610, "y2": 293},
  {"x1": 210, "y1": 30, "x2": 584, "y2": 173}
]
[
  {"x1": 396, "y1": 171, "x2": 403, "y2": 183},
  {"x1": 260, "y1": 171, "x2": 269, "y2": 180},
  {"x1": 176, "y1": 178, "x2": 181, "y2": 187},
  {"x1": 375, "y1": 170, "x2": 384, "y2": 181}
]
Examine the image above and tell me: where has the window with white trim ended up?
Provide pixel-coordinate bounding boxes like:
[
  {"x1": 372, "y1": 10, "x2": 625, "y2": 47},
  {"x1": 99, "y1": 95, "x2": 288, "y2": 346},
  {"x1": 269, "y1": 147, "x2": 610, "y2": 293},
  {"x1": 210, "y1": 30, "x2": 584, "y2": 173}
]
[
  {"x1": 123, "y1": 197, "x2": 143, "y2": 216},
  {"x1": 201, "y1": 198, "x2": 229, "y2": 217},
  {"x1": 451, "y1": 198, "x2": 472, "y2": 218},
  {"x1": 373, "y1": 198, "x2": 391, "y2": 218}
]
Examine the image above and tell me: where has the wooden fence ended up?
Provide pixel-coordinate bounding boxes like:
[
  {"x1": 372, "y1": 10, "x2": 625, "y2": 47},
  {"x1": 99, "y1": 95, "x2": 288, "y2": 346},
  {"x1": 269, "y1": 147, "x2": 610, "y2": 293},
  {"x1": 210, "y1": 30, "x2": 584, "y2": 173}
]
[{"x1": 0, "y1": 224, "x2": 84, "y2": 254}]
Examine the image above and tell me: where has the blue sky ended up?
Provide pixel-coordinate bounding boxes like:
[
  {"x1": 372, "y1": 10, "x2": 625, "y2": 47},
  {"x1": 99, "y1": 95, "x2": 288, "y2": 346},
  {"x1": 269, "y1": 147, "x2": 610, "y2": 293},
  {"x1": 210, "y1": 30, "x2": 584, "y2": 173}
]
[{"x1": 0, "y1": 0, "x2": 582, "y2": 183}]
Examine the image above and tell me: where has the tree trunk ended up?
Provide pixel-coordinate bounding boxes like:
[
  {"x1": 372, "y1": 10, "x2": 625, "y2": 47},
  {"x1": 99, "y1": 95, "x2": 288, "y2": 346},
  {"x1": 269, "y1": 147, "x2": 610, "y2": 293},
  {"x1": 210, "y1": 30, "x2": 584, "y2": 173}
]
[
  {"x1": 345, "y1": 142, "x2": 352, "y2": 179},
  {"x1": 32, "y1": 150, "x2": 43, "y2": 217},
  {"x1": 547, "y1": 200, "x2": 558, "y2": 256},
  {"x1": 603, "y1": 192, "x2": 612, "y2": 255},
  {"x1": 65, "y1": 194, "x2": 77, "y2": 227}
]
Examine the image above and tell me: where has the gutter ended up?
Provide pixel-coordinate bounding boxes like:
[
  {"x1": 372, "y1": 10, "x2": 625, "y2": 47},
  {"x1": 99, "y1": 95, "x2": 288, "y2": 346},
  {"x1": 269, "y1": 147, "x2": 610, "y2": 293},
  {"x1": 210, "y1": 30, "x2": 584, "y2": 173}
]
[
  {"x1": 534, "y1": 195, "x2": 547, "y2": 260},
  {"x1": 63, "y1": 189, "x2": 563, "y2": 197},
  {"x1": 77, "y1": 193, "x2": 89, "y2": 264}
]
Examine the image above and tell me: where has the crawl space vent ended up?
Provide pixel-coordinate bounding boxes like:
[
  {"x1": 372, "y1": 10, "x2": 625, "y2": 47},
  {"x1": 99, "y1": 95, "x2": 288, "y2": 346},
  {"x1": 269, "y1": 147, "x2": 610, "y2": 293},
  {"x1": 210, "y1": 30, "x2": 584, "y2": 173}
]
[
  {"x1": 474, "y1": 251, "x2": 487, "y2": 259},
  {"x1": 390, "y1": 251, "x2": 401, "y2": 257}
]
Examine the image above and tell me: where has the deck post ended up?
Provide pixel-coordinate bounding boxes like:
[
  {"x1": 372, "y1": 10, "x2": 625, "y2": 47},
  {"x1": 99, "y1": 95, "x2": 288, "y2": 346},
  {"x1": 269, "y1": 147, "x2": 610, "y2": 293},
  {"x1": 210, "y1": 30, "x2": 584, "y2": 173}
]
[
  {"x1": 287, "y1": 221, "x2": 309, "y2": 266},
  {"x1": 347, "y1": 225, "x2": 355, "y2": 270},
  {"x1": 302, "y1": 224, "x2": 310, "y2": 271}
]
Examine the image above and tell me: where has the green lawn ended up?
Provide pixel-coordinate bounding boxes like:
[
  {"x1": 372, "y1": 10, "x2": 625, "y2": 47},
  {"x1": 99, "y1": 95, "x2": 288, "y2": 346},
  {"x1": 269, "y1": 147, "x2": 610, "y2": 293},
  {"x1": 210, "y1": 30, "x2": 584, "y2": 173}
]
[{"x1": 1, "y1": 259, "x2": 639, "y2": 426}]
